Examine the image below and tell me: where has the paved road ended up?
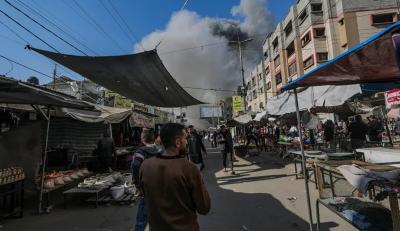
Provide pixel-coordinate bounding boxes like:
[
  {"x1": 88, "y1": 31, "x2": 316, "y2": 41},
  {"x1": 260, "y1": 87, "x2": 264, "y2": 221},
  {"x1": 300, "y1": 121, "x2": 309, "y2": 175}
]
[{"x1": 1, "y1": 145, "x2": 356, "y2": 231}]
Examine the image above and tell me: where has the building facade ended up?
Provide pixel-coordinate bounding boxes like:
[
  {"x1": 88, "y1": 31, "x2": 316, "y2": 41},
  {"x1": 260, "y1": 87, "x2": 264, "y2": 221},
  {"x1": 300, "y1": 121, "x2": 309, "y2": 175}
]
[{"x1": 246, "y1": 0, "x2": 400, "y2": 112}]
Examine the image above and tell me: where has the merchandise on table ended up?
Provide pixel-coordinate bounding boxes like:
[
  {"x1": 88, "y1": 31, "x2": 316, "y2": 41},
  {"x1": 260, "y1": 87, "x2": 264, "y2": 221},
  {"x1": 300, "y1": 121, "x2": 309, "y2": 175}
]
[
  {"x1": 0, "y1": 167, "x2": 25, "y2": 185},
  {"x1": 36, "y1": 168, "x2": 92, "y2": 190}
]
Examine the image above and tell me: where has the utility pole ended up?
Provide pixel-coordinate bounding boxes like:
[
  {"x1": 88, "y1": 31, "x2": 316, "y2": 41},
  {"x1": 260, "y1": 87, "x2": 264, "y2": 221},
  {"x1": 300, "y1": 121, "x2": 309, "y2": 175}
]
[
  {"x1": 228, "y1": 26, "x2": 254, "y2": 112},
  {"x1": 52, "y1": 63, "x2": 57, "y2": 90}
]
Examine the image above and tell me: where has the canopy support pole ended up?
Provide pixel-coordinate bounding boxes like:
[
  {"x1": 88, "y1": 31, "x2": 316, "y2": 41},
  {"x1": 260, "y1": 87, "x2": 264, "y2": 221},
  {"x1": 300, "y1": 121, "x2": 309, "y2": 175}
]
[
  {"x1": 38, "y1": 107, "x2": 51, "y2": 214},
  {"x1": 294, "y1": 88, "x2": 314, "y2": 231}
]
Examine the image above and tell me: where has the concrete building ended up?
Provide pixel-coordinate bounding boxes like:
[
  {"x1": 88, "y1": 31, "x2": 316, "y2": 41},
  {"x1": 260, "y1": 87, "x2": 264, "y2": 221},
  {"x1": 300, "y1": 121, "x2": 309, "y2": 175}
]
[{"x1": 246, "y1": 0, "x2": 400, "y2": 112}]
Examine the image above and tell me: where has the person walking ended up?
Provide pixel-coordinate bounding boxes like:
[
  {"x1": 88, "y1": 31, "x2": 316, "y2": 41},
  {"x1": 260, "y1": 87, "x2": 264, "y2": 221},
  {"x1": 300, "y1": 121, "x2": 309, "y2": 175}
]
[
  {"x1": 139, "y1": 123, "x2": 211, "y2": 231},
  {"x1": 187, "y1": 125, "x2": 207, "y2": 170},
  {"x1": 218, "y1": 125, "x2": 234, "y2": 172},
  {"x1": 131, "y1": 129, "x2": 161, "y2": 231},
  {"x1": 245, "y1": 123, "x2": 260, "y2": 154},
  {"x1": 348, "y1": 115, "x2": 368, "y2": 150}
]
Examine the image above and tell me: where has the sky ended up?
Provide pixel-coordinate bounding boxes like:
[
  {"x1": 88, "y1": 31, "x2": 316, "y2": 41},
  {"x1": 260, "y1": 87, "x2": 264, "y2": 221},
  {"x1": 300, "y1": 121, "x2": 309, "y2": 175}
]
[{"x1": 0, "y1": 0, "x2": 296, "y2": 85}]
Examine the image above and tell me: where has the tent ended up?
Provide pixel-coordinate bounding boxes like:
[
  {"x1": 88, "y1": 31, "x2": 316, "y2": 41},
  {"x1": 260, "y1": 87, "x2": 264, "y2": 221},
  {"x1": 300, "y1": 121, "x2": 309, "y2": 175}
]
[
  {"x1": 0, "y1": 76, "x2": 93, "y2": 110},
  {"x1": 233, "y1": 113, "x2": 253, "y2": 124},
  {"x1": 29, "y1": 47, "x2": 203, "y2": 107},
  {"x1": 61, "y1": 104, "x2": 132, "y2": 124},
  {"x1": 280, "y1": 21, "x2": 400, "y2": 231},
  {"x1": 266, "y1": 84, "x2": 361, "y2": 115},
  {"x1": 0, "y1": 76, "x2": 95, "y2": 214}
]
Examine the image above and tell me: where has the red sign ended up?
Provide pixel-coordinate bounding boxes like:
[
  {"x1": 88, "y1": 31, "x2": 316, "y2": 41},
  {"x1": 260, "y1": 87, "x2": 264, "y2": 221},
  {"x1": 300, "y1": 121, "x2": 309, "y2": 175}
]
[{"x1": 385, "y1": 88, "x2": 400, "y2": 109}]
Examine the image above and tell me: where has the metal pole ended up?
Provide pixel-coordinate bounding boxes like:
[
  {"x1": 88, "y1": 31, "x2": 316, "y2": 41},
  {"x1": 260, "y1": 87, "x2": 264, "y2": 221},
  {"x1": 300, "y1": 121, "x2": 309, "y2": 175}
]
[
  {"x1": 52, "y1": 64, "x2": 57, "y2": 90},
  {"x1": 294, "y1": 88, "x2": 314, "y2": 231},
  {"x1": 38, "y1": 107, "x2": 51, "y2": 214}
]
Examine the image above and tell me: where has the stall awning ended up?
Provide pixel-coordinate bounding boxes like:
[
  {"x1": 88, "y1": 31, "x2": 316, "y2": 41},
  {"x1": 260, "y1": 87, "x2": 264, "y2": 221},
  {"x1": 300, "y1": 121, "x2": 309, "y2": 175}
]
[
  {"x1": 61, "y1": 104, "x2": 132, "y2": 124},
  {"x1": 266, "y1": 84, "x2": 362, "y2": 115},
  {"x1": 29, "y1": 47, "x2": 203, "y2": 107},
  {"x1": 0, "y1": 76, "x2": 93, "y2": 110},
  {"x1": 233, "y1": 113, "x2": 253, "y2": 124},
  {"x1": 284, "y1": 21, "x2": 400, "y2": 90}
]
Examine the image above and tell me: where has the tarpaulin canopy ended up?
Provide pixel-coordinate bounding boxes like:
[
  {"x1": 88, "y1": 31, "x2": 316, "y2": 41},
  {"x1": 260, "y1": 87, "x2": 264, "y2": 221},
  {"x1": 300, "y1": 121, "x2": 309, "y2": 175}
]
[
  {"x1": 284, "y1": 21, "x2": 400, "y2": 90},
  {"x1": 0, "y1": 76, "x2": 93, "y2": 110},
  {"x1": 233, "y1": 113, "x2": 253, "y2": 124},
  {"x1": 61, "y1": 104, "x2": 132, "y2": 124},
  {"x1": 266, "y1": 84, "x2": 362, "y2": 115},
  {"x1": 29, "y1": 47, "x2": 203, "y2": 107},
  {"x1": 254, "y1": 110, "x2": 267, "y2": 121}
]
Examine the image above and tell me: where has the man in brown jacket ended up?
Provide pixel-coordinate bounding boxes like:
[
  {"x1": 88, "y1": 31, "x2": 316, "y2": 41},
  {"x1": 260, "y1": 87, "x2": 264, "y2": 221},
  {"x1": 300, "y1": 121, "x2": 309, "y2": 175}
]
[{"x1": 139, "y1": 123, "x2": 211, "y2": 231}]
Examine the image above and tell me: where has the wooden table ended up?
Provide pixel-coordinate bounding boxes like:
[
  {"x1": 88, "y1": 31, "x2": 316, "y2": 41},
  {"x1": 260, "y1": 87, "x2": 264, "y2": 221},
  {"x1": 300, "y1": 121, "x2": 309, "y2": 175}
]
[{"x1": 315, "y1": 160, "x2": 400, "y2": 231}]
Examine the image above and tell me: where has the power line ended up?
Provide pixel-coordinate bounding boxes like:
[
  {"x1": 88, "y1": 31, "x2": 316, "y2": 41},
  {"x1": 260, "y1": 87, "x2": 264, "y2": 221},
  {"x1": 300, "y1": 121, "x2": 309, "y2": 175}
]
[
  {"x1": 0, "y1": 18, "x2": 29, "y2": 44},
  {"x1": 15, "y1": 0, "x2": 98, "y2": 55},
  {"x1": 0, "y1": 54, "x2": 53, "y2": 79},
  {"x1": 0, "y1": 8, "x2": 59, "y2": 52},
  {"x1": 107, "y1": 0, "x2": 145, "y2": 51},
  {"x1": 4, "y1": 0, "x2": 88, "y2": 56},
  {"x1": 98, "y1": 0, "x2": 134, "y2": 45},
  {"x1": 71, "y1": 0, "x2": 126, "y2": 53}
]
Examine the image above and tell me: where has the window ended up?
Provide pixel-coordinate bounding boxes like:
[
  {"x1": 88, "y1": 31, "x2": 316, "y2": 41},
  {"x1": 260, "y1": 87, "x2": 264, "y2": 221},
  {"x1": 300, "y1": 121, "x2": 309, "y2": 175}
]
[
  {"x1": 314, "y1": 28, "x2": 325, "y2": 38},
  {"x1": 303, "y1": 55, "x2": 314, "y2": 69},
  {"x1": 259, "y1": 102, "x2": 264, "y2": 110},
  {"x1": 264, "y1": 51, "x2": 268, "y2": 58},
  {"x1": 274, "y1": 56, "x2": 280, "y2": 67},
  {"x1": 284, "y1": 21, "x2": 293, "y2": 38},
  {"x1": 311, "y1": 3, "x2": 322, "y2": 12},
  {"x1": 288, "y1": 62, "x2": 297, "y2": 77},
  {"x1": 252, "y1": 77, "x2": 256, "y2": 87},
  {"x1": 301, "y1": 32, "x2": 311, "y2": 47},
  {"x1": 371, "y1": 13, "x2": 396, "y2": 25},
  {"x1": 317, "y1": 52, "x2": 328, "y2": 62},
  {"x1": 286, "y1": 42, "x2": 295, "y2": 57},
  {"x1": 272, "y1": 37, "x2": 279, "y2": 52},
  {"x1": 338, "y1": 18, "x2": 345, "y2": 26},
  {"x1": 275, "y1": 72, "x2": 282, "y2": 85},
  {"x1": 259, "y1": 86, "x2": 264, "y2": 94},
  {"x1": 258, "y1": 73, "x2": 263, "y2": 81},
  {"x1": 265, "y1": 66, "x2": 270, "y2": 75},
  {"x1": 299, "y1": 9, "x2": 308, "y2": 25},
  {"x1": 252, "y1": 90, "x2": 257, "y2": 99},
  {"x1": 266, "y1": 81, "x2": 271, "y2": 90}
]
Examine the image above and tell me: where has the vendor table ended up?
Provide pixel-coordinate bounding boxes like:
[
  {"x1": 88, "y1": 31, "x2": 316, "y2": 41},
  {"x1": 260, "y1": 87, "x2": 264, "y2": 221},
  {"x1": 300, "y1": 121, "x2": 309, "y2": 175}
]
[
  {"x1": 277, "y1": 141, "x2": 298, "y2": 158},
  {"x1": 316, "y1": 197, "x2": 393, "y2": 231},
  {"x1": 63, "y1": 186, "x2": 107, "y2": 208},
  {"x1": 0, "y1": 180, "x2": 24, "y2": 221},
  {"x1": 315, "y1": 160, "x2": 400, "y2": 231},
  {"x1": 356, "y1": 147, "x2": 400, "y2": 167},
  {"x1": 41, "y1": 174, "x2": 93, "y2": 209},
  {"x1": 289, "y1": 151, "x2": 326, "y2": 182}
]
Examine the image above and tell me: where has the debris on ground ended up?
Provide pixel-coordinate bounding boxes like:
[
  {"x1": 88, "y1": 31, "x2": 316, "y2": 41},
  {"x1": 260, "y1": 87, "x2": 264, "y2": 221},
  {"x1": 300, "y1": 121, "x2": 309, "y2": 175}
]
[{"x1": 287, "y1": 196, "x2": 297, "y2": 201}]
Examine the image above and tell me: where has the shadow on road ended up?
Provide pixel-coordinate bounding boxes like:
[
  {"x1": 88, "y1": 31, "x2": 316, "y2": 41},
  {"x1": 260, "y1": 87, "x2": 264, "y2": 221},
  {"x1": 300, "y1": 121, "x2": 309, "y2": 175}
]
[{"x1": 200, "y1": 148, "x2": 339, "y2": 231}]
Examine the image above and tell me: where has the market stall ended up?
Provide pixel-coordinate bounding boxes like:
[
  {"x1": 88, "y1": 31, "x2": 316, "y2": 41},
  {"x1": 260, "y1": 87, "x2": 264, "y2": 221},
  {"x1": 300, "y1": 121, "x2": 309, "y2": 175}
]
[
  {"x1": 0, "y1": 76, "x2": 94, "y2": 215},
  {"x1": 283, "y1": 21, "x2": 400, "y2": 231}
]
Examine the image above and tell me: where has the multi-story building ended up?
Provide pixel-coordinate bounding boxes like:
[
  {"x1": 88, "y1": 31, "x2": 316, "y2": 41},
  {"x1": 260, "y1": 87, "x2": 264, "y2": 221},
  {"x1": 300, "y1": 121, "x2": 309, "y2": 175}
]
[{"x1": 246, "y1": 0, "x2": 400, "y2": 112}]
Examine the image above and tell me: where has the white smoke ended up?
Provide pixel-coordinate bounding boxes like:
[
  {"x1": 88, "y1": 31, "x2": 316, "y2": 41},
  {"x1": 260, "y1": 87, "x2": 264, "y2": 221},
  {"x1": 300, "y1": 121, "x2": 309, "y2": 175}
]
[{"x1": 134, "y1": 0, "x2": 275, "y2": 128}]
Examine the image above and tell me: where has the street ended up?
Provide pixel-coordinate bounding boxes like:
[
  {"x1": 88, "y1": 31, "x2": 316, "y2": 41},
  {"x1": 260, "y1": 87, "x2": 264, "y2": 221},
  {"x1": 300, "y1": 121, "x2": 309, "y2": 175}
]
[{"x1": 1, "y1": 144, "x2": 356, "y2": 231}]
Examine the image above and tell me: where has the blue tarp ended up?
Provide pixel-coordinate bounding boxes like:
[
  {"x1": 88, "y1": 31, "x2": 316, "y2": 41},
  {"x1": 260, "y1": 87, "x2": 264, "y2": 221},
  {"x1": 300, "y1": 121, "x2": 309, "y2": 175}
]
[{"x1": 284, "y1": 21, "x2": 400, "y2": 90}]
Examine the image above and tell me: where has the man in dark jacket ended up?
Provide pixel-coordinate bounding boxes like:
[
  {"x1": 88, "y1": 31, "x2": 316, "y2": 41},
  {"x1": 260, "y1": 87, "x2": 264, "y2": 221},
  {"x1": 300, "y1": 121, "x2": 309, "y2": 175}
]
[
  {"x1": 187, "y1": 125, "x2": 207, "y2": 170},
  {"x1": 96, "y1": 130, "x2": 116, "y2": 171},
  {"x1": 348, "y1": 115, "x2": 368, "y2": 150},
  {"x1": 131, "y1": 129, "x2": 162, "y2": 231},
  {"x1": 219, "y1": 125, "x2": 234, "y2": 172}
]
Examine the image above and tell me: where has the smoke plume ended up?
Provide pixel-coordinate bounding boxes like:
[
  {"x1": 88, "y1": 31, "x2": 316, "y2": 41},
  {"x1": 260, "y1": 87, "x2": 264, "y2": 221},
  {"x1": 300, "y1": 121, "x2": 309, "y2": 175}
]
[{"x1": 134, "y1": 0, "x2": 275, "y2": 127}]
